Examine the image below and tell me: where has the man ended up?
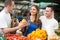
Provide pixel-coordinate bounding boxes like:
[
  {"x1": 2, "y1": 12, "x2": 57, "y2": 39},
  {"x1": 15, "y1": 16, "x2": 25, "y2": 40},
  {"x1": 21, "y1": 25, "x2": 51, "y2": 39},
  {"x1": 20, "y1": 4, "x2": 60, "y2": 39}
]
[
  {"x1": 0, "y1": 0, "x2": 28, "y2": 35},
  {"x1": 40, "y1": 5, "x2": 58, "y2": 39}
]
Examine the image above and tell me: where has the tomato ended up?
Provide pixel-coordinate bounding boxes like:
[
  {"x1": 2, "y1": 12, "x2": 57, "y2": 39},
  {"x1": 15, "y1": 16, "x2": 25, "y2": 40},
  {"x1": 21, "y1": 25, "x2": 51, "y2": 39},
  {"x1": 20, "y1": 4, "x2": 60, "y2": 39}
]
[{"x1": 5, "y1": 34, "x2": 30, "y2": 40}]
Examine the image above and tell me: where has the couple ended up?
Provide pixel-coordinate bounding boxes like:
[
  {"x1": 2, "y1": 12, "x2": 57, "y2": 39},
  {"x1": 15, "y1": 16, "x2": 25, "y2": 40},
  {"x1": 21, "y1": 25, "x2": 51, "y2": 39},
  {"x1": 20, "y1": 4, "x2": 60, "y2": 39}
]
[
  {"x1": 26, "y1": 5, "x2": 58, "y2": 40},
  {"x1": 22, "y1": 5, "x2": 58, "y2": 37},
  {"x1": 0, "y1": 0, "x2": 58, "y2": 39}
]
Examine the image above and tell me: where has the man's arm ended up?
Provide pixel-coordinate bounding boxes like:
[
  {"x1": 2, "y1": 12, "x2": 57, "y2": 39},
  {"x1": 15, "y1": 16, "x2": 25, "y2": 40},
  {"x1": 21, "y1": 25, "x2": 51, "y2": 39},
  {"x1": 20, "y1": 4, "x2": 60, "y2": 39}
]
[
  {"x1": 2, "y1": 22, "x2": 29, "y2": 34},
  {"x1": 2, "y1": 26, "x2": 19, "y2": 34}
]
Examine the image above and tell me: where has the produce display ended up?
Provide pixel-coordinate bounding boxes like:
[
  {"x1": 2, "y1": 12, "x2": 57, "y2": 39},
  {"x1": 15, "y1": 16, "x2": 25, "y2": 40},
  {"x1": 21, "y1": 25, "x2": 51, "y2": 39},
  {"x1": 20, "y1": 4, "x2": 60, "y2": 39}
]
[
  {"x1": 27, "y1": 28, "x2": 47, "y2": 40},
  {"x1": 5, "y1": 34, "x2": 30, "y2": 40}
]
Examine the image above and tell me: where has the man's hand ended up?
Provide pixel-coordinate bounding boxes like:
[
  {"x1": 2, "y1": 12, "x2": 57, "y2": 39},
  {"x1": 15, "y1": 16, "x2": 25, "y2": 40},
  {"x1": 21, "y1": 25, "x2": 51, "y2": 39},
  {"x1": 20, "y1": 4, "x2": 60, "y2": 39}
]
[{"x1": 18, "y1": 22, "x2": 29, "y2": 29}]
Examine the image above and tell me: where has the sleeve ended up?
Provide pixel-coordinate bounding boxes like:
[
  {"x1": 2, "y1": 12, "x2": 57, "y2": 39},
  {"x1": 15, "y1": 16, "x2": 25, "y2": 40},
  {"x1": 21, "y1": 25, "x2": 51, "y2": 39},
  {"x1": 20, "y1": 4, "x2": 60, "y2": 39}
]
[
  {"x1": 54, "y1": 21, "x2": 59, "y2": 29},
  {"x1": 0, "y1": 16, "x2": 8, "y2": 28}
]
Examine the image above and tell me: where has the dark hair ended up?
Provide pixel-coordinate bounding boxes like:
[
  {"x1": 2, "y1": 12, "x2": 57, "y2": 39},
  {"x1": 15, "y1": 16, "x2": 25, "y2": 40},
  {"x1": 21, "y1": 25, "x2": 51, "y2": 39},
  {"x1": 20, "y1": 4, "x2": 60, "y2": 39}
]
[
  {"x1": 46, "y1": 5, "x2": 54, "y2": 11},
  {"x1": 29, "y1": 5, "x2": 40, "y2": 24},
  {"x1": 5, "y1": 0, "x2": 14, "y2": 7}
]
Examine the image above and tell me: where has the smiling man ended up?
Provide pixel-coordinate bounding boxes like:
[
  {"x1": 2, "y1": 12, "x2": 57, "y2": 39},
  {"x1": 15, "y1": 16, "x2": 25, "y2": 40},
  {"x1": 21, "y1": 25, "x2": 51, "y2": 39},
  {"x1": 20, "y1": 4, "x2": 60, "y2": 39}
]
[
  {"x1": 40, "y1": 5, "x2": 58, "y2": 40},
  {"x1": 0, "y1": 0, "x2": 28, "y2": 35}
]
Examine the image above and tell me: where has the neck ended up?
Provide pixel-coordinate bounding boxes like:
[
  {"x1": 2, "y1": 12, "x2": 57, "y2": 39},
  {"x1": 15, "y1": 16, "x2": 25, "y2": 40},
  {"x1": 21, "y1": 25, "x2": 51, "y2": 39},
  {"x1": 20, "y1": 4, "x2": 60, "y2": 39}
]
[
  {"x1": 4, "y1": 7, "x2": 9, "y2": 13},
  {"x1": 46, "y1": 16, "x2": 52, "y2": 19},
  {"x1": 30, "y1": 15, "x2": 35, "y2": 22},
  {"x1": 31, "y1": 15, "x2": 35, "y2": 17}
]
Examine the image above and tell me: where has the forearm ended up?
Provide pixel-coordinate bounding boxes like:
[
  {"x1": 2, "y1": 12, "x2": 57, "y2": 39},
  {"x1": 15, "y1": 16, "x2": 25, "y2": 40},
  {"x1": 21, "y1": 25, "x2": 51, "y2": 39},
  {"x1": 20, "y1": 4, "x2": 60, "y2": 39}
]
[
  {"x1": 2, "y1": 26, "x2": 21, "y2": 34},
  {"x1": 2, "y1": 22, "x2": 27, "y2": 34}
]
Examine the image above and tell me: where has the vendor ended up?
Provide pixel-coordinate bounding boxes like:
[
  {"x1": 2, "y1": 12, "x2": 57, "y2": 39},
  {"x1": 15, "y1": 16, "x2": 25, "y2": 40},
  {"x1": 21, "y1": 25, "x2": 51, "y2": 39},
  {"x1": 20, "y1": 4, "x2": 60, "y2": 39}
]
[{"x1": 0, "y1": 0, "x2": 28, "y2": 35}]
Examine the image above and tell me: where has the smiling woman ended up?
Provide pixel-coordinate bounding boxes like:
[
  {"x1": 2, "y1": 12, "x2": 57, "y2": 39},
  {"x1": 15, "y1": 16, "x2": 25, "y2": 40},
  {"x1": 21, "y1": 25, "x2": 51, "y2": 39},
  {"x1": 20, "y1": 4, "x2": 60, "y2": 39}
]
[{"x1": 24, "y1": 5, "x2": 42, "y2": 36}]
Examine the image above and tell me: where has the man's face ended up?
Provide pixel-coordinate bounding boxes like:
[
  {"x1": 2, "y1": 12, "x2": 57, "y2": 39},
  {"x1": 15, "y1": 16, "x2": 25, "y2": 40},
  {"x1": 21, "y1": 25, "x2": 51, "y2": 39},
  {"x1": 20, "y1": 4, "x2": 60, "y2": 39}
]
[
  {"x1": 8, "y1": 1, "x2": 14, "y2": 12},
  {"x1": 45, "y1": 7, "x2": 52, "y2": 17}
]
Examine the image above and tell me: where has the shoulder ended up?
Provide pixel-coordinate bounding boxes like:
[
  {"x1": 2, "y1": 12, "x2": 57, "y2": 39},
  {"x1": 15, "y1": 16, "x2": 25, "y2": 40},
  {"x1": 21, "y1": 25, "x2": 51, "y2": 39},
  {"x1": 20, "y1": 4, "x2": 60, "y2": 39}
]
[
  {"x1": 39, "y1": 16, "x2": 45, "y2": 19},
  {"x1": 0, "y1": 9, "x2": 5, "y2": 16},
  {"x1": 40, "y1": 16, "x2": 45, "y2": 18},
  {"x1": 52, "y1": 18, "x2": 58, "y2": 24},
  {"x1": 0, "y1": 10, "x2": 6, "y2": 20}
]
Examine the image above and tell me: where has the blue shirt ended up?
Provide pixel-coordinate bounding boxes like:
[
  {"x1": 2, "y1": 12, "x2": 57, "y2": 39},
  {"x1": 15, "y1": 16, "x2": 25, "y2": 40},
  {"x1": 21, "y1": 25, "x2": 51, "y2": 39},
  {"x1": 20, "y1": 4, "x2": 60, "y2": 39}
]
[{"x1": 25, "y1": 22, "x2": 39, "y2": 36}]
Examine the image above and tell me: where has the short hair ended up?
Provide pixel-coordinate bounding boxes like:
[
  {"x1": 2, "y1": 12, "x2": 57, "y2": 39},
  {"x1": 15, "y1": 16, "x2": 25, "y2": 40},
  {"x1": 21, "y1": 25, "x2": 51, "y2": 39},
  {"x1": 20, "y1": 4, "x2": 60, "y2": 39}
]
[
  {"x1": 46, "y1": 5, "x2": 54, "y2": 11},
  {"x1": 5, "y1": 0, "x2": 14, "y2": 7}
]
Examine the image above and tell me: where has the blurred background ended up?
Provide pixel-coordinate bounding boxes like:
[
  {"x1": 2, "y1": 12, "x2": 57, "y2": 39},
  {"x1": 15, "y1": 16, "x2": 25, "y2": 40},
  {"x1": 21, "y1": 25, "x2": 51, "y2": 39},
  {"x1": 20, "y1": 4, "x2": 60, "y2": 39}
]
[{"x1": 0, "y1": 0, "x2": 60, "y2": 28}]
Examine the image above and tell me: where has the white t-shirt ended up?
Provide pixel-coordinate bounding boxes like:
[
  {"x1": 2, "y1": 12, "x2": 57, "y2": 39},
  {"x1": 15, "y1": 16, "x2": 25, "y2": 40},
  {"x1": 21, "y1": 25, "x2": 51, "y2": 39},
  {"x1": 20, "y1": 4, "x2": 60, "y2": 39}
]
[
  {"x1": 0, "y1": 9, "x2": 11, "y2": 34},
  {"x1": 40, "y1": 16, "x2": 58, "y2": 36}
]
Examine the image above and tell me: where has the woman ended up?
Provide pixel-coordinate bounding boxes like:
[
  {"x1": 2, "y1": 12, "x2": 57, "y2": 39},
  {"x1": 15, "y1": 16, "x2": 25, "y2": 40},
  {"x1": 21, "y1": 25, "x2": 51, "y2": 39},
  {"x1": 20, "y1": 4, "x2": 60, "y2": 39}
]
[{"x1": 25, "y1": 5, "x2": 42, "y2": 36}]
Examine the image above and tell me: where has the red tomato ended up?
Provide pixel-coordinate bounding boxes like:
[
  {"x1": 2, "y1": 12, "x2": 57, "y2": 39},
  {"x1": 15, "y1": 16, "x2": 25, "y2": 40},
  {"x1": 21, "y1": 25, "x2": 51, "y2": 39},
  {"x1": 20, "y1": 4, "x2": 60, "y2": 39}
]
[{"x1": 5, "y1": 34, "x2": 30, "y2": 40}]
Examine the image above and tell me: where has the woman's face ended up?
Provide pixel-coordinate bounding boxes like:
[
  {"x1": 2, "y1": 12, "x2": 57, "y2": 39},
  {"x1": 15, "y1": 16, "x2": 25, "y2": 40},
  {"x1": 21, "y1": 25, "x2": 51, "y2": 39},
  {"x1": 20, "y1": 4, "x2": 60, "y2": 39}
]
[{"x1": 30, "y1": 6, "x2": 37, "y2": 16}]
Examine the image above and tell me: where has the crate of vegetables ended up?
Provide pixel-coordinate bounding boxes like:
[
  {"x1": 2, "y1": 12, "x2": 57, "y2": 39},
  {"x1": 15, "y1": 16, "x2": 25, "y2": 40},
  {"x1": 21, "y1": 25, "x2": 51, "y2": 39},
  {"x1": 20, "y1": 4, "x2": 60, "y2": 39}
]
[
  {"x1": 27, "y1": 28, "x2": 47, "y2": 40},
  {"x1": 5, "y1": 34, "x2": 30, "y2": 40}
]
